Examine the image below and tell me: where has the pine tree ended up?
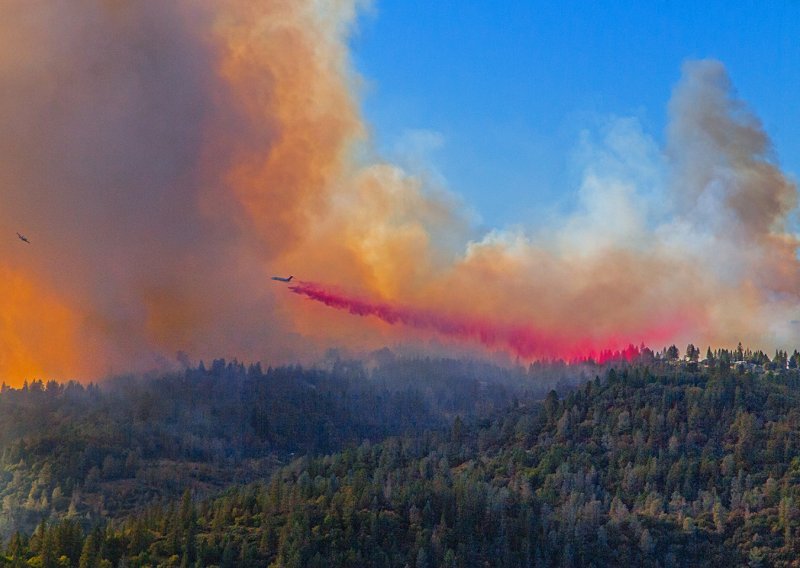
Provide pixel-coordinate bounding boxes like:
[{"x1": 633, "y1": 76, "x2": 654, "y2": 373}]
[
  {"x1": 39, "y1": 524, "x2": 57, "y2": 568},
  {"x1": 79, "y1": 533, "x2": 99, "y2": 568}
]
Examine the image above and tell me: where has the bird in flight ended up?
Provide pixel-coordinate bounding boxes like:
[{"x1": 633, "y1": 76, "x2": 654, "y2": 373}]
[
  {"x1": 271, "y1": 275, "x2": 294, "y2": 282},
  {"x1": 16, "y1": 232, "x2": 30, "y2": 244}
]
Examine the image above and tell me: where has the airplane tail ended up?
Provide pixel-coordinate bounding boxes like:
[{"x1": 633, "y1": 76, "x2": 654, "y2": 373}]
[{"x1": 288, "y1": 276, "x2": 294, "y2": 281}]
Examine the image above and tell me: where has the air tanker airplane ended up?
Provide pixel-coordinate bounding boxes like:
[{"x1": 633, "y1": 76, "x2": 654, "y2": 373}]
[{"x1": 271, "y1": 275, "x2": 294, "y2": 282}]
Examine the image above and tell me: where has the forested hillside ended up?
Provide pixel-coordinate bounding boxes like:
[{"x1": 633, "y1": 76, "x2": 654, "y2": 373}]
[
  {"x1": 0, "y1": 355, "x2": 570, "y2": 539},
  {"x1": 10, "y1": 361, "x2": 800, "y2": 567}
]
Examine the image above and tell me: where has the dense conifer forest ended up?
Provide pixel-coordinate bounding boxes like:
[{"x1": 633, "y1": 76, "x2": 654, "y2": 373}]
[
  {"x1": 4, "y1": 348, "x2": 800, "y2": 566},
  {"x1": 0, "y1": 355, "x2": 572, "y2": 541}
]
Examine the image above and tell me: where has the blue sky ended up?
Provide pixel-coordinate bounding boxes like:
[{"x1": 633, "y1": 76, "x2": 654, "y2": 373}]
[{"x1": 350, "y1": 1, "x2": 800, "y2": 229}]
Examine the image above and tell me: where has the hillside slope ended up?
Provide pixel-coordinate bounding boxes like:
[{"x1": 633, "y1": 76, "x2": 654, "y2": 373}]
[
  {"x1": 21, "y1": 363, "x2": 798, "y2": 567},
  {"x1": 0, "y1": 356, "x2": 563, "y2": 539}
]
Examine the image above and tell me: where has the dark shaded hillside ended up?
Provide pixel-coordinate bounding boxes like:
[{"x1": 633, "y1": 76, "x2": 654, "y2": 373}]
[
  {"x1": 20, "y1": 363, "x2": 800, "y2": 567},
  {"x1": 0, "y1": 356, "x2": 568, "y2": 538}
]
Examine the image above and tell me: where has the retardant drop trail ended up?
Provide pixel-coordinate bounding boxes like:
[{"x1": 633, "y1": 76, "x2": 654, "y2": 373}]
[{"x1": 289, "y1": 281, "x2": 676, "y2": 363}]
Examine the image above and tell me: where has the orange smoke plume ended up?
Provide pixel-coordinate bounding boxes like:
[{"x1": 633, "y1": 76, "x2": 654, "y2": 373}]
[
  {"x1": 0, "y1": 2, "x2": 798, "y2": 384},
  {"x1": 0, "y1": 267, "x2": 82, "y2": 384}
]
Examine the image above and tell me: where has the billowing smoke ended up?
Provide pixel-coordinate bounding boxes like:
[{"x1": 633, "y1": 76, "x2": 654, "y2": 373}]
[
  {"x1": 0, "y1": 0, "x2": 360, "y2": 382},
  {"x1": 0, "y1": 2, "x2": 798, "y2": 384}
]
